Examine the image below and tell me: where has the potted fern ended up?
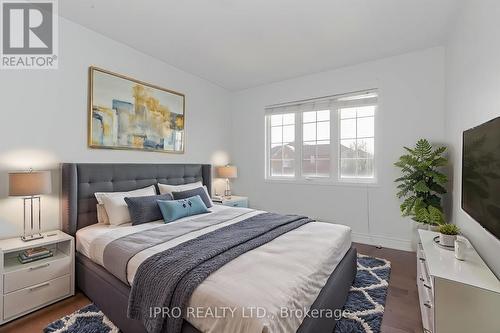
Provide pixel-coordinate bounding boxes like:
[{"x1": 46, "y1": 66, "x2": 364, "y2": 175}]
[
  {"x1": 394, "y1": 139, "x2": 448, "y2": 228},
  {"x1": 438, "y1": 224, "x2": 460, "y2": 247}
]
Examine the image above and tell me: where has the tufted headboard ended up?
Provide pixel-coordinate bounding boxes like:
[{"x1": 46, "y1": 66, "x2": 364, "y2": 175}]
[{"x1": 61, "y1": 163, "x2": 212, "y2": 236}]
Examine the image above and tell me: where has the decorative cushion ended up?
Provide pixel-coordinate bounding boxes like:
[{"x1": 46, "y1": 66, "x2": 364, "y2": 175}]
[
  {"x1": 157, "y1": 195, "x2": 209, "y2": 223},
  {"x1": 95, "y1": 185, "x2": 157, "y2": 225},
  {"x1": 94, "y1": 185, "x2": 156, "y2": 204},
  {"x1": 157, "y1": 181, "x2": 203, "y2": 195},
  {"x1": 124, "y1": 194, "x2": 173, "y2": 226},
  {"x1": 172, "y1": 186, "x2": 213, "y2": 208},
  {"x1": 96, "y1": 204, "x2": 110, "y2": 224}
]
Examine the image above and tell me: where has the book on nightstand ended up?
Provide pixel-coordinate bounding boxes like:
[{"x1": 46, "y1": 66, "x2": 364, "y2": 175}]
[
  {"x1": 212, "y1": 196, "x2": 224, "y2": 203},
  {"x1": 18, "y1": 246, "x2": 53, "y2": 264}
]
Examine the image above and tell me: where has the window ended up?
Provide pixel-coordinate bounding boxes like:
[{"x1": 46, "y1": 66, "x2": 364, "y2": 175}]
[
  {"x1": 340, "y1": 106, "x2": 375, "y2": 179},
  {"x1": 265, "y1": 90, "x2": 377, "y2": 183},
  {"x1": 302, "y1": 110, "x2": 330, "y2": 177},
  {"x1": 269, "y1": 113, "x2": 295, "y2": 177}
]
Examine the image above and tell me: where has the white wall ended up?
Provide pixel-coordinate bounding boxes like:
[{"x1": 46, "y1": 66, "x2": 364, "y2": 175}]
[
  {"x1": 229, "y1": 47, "x2": 446, "y2": 251},
  {"x1": 445, "y1": 0, "x2": 500, "y2": 277},
  {"x1": 0, "y1": 18, "x2": 231, "y2": 238}
]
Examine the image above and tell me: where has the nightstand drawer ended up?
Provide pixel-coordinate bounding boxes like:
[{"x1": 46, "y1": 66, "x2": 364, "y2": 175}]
[
  {"x1": 4, "y1": 274, "x2": 70, "y2": 320},
  {"x1": 213, "y1": 196, "x2": 249, "y2": 208},
  {"x1": 4, "y1": 256, "x2": 71, "y2": 294},
  {"x1": 226, "y1": 200, "x2": 247, "y2": 208}
]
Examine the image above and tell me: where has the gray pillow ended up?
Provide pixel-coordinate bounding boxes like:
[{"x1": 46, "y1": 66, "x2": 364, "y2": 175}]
[
  {"x1": 172, "y1": 187, "x2": 213, "y2": 208},
  {"x1": 124, "y1": 193, "x2": 173, "y2": 225}
]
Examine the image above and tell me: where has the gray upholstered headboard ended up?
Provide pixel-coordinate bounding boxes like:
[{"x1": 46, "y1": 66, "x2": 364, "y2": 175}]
[{"x1": 61, "y1": 163, "x2": 212, "y2": 236}]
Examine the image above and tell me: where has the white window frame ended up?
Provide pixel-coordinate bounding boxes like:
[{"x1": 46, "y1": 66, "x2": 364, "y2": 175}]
[
  {"x1": 264, "y1": 90, "x2": 378, "y2": 185},
  {"x1": 265, "y1": 113, "x2": 297, "y2": 180},
  {"x1": 301, "y1": 109, "x2": 332, "y2": 179},
  {"x1": 337, "y1": 105, "x2": 377, "y2": 183}
]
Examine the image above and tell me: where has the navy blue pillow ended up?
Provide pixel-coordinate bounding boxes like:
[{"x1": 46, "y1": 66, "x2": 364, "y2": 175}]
[
  {"x1": 124, "y1": 193, "x2": 173, "y2": 225},
  {"x1": 172, "y1": 187, "x2": 213, "y2": 208}
]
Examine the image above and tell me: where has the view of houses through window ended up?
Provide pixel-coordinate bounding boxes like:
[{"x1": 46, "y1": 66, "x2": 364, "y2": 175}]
[
  {"x1": 270, "y1": 113, "x2": 295, "y2": 177},
  {"x1": 266, "y1": 91, "x2": 377, "y2": 182},
  {"x1": 340, "y1": 105, "x2": 375, "y2": 179},
  {"x1": 302, "y1": 110, "x2": 330, "y2": 177}
]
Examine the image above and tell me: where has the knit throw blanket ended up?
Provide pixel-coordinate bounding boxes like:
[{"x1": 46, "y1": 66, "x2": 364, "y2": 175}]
[{"x1": 128, "y1": 212, "x2": 312, "y2": 333}]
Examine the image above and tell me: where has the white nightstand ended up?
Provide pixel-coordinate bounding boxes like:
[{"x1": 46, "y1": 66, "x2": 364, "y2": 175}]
[
  {"x1": 0, "y1": 230, "x2": 75, "y2": 324},
  {"x1": 213, "y1": 196, "x2": 248, "y2": 208}
]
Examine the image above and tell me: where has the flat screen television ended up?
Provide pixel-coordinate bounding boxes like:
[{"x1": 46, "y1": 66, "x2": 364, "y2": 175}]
[{"x1": 462, "y1": 116, "x2": 500, "y2": 240}]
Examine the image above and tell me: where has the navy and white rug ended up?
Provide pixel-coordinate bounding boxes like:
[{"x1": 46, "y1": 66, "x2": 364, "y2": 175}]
[
  {"x1": 44, "y1": 304, "x2": 119, "y2": 333},
  {"x1": 335, "y1": 254, "x2": 391, "y2": 333},
  {"x1": 45, "y1": 255, "x2": 390, "y2": 333}
]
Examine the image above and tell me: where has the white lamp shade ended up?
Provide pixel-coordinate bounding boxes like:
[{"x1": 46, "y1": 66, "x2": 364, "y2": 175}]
[
  {"x1": 9, "y1": 171, "x2": 52, "y2": 196},
  {"x1": 217, "y1": 165, "x2": 237, "y2": 179}
]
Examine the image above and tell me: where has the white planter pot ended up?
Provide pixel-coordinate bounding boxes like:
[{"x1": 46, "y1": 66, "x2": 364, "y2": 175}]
[
  {"x1": 439, "y1": 233, "x2": 457, "y2": 247},
  {"x1": 415, "y1": 223, "x2": 427, "y2": 230},
  {"x1": 428, "y1": 224, "x2": 440, "y2": 232}
]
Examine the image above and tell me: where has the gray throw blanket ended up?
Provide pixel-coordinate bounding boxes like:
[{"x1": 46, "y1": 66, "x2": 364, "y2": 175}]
[
  {"x1": 102, "y1": 208, "x2": 250, "y2": 283},
  {"x1": 128, "y1": 212, "x2": 312, "y2": 333}
]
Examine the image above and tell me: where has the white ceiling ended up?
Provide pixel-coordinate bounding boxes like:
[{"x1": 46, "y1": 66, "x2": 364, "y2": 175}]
[{"x1": 60, "y1": 0, "x2": 459, "y2": 91}]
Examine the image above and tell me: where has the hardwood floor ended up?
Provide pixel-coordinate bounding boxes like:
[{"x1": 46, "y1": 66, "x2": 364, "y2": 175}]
[{"x1": 0, "y1": 243, "x2": 422, "y2": 333}]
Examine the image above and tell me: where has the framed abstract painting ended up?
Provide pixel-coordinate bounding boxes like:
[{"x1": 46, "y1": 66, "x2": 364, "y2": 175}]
[{"x1": 88, "y1": 67, "x2": 185, "y2": 153}]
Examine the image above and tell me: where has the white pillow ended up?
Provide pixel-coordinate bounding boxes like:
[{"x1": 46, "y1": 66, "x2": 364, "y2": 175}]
[
  {"x1": 96, "y1": 204, "x2": 110, "y2": 224},
  {"x1": 94, "y1": 185, "x2": 156, "y2": 204},
  {"x1": 94, "y1": 185, "x2": 156, "y2": 225},
  {"x1": 157, "y1": 181, "x2": 203, "y2": 195},
  {"x1": 158, "y1": 182, "x2": 213, "y2": 207}
]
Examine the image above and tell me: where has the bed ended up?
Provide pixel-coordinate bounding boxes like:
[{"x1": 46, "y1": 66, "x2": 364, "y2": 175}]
[{"x1": 61, "y1": 163, "x2": 357, "y2": 333}]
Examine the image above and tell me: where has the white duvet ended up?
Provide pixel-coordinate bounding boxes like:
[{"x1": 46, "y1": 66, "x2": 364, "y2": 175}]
[{"x1": 76, "y1": 205, "x2": 351, "y2": 333}]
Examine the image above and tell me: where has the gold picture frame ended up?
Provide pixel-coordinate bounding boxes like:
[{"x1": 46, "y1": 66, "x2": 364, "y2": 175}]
[{"x1": 88, "y1": 66, "x2": 186, "y2": 154}]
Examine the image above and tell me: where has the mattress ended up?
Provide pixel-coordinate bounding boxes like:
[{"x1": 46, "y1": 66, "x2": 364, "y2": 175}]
[{"x1": 76, "y1": 205, "x2": 352, "y2": 333}]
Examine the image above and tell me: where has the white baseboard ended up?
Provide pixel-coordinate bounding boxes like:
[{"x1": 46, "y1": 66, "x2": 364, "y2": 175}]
[
  {"x1": 311, "y1": 218, "x2": 415, "y2": 252},
  {"x1": 352, "y1": 232, "x2": 414, "y2": 252}
]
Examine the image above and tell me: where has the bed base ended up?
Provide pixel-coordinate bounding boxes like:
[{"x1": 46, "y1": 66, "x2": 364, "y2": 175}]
[{"x1": 76, "y1": 247, "x2": 357, "y2": 333}]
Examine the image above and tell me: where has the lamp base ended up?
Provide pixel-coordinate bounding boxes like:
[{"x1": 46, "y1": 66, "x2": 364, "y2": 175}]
[
  {"x1": 224, "y1": 178, "x2": 232, "y2": 199},
  {"x1": 21, "y1": 233, "x2": 44, "y2": 242}
]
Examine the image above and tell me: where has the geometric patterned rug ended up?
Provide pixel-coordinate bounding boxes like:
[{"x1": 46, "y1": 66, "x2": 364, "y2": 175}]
[
  {"x1": 335, "y1": 254, "x2": 391, "y2": 333},
  {"x1": 43, "y1": 304, "x2": 119, "y2": 333},
  {"x1": 44, "y1": 255, "x2": 390, "y2": 333}
]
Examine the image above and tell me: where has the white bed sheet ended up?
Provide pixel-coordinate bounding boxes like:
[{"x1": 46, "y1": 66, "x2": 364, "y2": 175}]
[
  {"x1": 76, "y1": 205, "x2": 230, "y2": 259},
  {"x1": 76, "y1": 206, "x2": 351, "y2": 333}
]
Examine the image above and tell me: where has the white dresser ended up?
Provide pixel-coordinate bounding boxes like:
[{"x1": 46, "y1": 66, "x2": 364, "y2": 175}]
[
  {"x1": 417, "y1": 230, "x2": 500, "y2": 333},
  {"x1": 0, "y1": 231, "x2": 75, "y2": 324}
]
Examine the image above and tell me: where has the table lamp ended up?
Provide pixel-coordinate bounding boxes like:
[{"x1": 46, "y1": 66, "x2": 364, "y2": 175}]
[
  {"x1": 9, "y1": 170, "x2": 52, "y2": 241},
  {"x1": 217, "y1": 165, "x2": 237, "y2": 198}
]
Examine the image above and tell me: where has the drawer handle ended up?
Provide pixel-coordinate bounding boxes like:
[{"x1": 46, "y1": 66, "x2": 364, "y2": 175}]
[
  {"x1": 423, "y1": 301, "x2": 432, "y2": 309},
  {"x1": 424, "y1": 283, "x2": 432, "y2": 290},
  {"x1": 29, "y1": 263, "x2": 50, "y2": 271},
  {"x1": 419, "y1": 257, "x2": 426, "y2": 262},
  {"x1": 29, "y1": 282, "x2": 50, "y2": 292}
]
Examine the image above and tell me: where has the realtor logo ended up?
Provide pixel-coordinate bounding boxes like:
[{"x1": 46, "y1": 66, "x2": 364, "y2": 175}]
[{"x1": 1, "y1": 0, "x2": 58, "y2": 69}]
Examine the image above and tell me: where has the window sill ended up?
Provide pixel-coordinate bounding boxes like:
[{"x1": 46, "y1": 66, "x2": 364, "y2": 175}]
[{"x1": 264, "y1": 178, "x2": 380, "y2": 188}]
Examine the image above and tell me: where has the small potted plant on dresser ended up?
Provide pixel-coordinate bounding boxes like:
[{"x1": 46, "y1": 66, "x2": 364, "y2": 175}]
[{"x1": 438, "y1": 223, "x2": 460, "y2": 247}]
